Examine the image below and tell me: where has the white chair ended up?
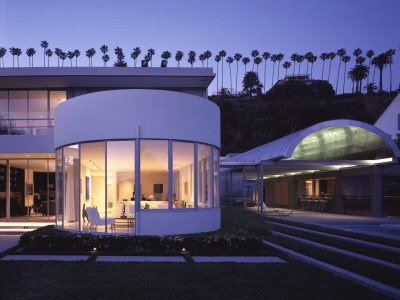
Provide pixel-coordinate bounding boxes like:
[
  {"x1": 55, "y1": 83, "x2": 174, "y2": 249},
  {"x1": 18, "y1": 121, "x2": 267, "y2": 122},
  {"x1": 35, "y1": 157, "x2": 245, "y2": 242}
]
[
  {"x1": 86, "y1": 206, "x2": 116, "y2": 229},
  {"x1": 262, "y1": 203, "x2": 292, "y2": 216}
]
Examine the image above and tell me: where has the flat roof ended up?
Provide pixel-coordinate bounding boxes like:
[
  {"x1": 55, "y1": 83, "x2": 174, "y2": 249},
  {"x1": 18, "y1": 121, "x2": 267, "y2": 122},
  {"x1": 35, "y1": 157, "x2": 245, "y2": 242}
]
[{"x1": 0, "y1": 67, "x2": 215, "y2": 89}]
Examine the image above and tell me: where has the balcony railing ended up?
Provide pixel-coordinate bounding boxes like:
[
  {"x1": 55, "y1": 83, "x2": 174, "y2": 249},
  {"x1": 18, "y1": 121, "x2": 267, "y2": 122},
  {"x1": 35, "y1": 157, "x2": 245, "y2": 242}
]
[{"x1": 0, "y1": 119, "x2": 54, "y2": 135}]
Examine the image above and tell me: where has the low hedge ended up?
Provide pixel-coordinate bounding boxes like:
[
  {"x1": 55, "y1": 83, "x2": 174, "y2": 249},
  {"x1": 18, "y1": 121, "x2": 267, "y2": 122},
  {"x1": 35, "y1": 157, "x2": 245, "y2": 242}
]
[{"x1": 19, "y1": 226, "x2": 263, "y2": 253}]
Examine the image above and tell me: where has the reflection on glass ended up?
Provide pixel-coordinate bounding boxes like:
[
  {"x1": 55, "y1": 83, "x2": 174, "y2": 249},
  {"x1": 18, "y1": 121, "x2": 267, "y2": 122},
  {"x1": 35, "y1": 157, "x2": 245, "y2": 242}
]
[
  {"x1": 81, "y1": 142, "x2": 106, "y2": 232},
  {"x1": 213, "y1": 147, "x2": 220, "y2": 208},
  {"x1": 141, "y1": 140, "x2": 168, "y2": 209},
  {"x1": 29, "y1": 90, "x2": 48, "y2": 135},
  {"x1": 56, "y1": 149, "x2": 63, "y2": 226},
  {"x1": 9, "y1": 91, "x2": 28, "y2": 134},
  {"x1": 0, "y1": 91, "x2": 8, "y2": 134},
  {"x1": 9, "y1": 160, "x2": 29, "y2": 218},
  {"x1": 0, "y1": 160, "x2": 6, "y2": 218},
  {"x1": 107, "y1": 141, "x2": 135, "y2": 218},
  {"x1": 63, "y1": 146, "x2": 80, "y2": 229},
  {"x1": 50, "y1": 91, "x2": 67, "y2": 119},
  {"x1": 173, "y1": 142, "x2": 194, "y2": 209},
  {"x1": 198, "y1": 144, "x2": 212, "y2": 208}
]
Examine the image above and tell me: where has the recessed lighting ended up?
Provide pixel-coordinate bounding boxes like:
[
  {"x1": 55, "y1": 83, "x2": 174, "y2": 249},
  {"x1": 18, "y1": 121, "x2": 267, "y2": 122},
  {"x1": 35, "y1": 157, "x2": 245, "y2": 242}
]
[{"x1": 26, "y1": 155, "x2": 29, "y2": 157}]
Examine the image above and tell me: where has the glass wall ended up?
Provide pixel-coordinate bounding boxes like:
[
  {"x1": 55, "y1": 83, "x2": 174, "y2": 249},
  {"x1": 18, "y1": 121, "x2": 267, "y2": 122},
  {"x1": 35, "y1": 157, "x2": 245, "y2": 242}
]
[
  {"x1": 198, "y1": 144, "x2": 212, "y2": 208},
  {"x1": 0, "y1": 90, "x2": 66, "y2": 135},
  {"x1": 140, "y1": 140, "x2": 169, "y2": 209},
  {"x1": 81, "y1": 142, "x2": 106, "y2": 232},
  {"x1": 0, "y1": 160, "x2": 6, "y2": 218},
  {"x1": 213, "y1": 147, "x2": 220, "y2": 208},
  {"x1": 64, "y1": 146, "x2": 80, "y2": 230},
  {"x1": 56, "y1": 149, "x2": 63, "y2": 227},
  {"x1": 107, "y1": 141, "x2": 135, "y2": 218},
  {"x1": 173, "y1": 141, "x2": 194, "y2": 209}
]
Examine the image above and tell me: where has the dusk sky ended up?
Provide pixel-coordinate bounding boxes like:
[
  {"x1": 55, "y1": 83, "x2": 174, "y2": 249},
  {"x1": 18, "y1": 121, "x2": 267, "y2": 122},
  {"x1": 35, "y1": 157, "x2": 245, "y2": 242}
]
[{"x1": 1, "y1": 0, "x2": 399, "y2": 94}]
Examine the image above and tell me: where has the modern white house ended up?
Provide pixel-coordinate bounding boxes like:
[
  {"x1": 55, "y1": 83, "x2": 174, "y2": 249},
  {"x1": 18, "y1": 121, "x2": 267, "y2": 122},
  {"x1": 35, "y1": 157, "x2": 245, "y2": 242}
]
[
  {"x1": 375, "y1": 93, "x2": 400, "y2": 140},
  {"x1": 0, "y1": 67, "x2": 221, "y2": 235}
]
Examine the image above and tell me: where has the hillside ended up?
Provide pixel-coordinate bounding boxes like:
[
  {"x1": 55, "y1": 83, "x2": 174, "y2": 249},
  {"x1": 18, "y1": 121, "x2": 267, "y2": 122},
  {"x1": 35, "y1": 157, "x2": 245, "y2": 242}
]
[{"x1": 212, "y1": 91, "x2": 398, "y2": 155}]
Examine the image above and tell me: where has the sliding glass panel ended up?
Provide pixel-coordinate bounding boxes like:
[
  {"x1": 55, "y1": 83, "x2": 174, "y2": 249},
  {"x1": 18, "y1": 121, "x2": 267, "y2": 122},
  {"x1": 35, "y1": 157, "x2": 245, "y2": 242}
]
[
  {"x1": 198, "y1": 144, "x2": 212, "y2": 208},
  {"x1": 56, "y1": 149, "x2": 63, "y2": 227},
  {"x1": 173, "y1": 141, "x2": 194, "y2": 209},
  {"x1": 9, "y1": 91, "x2": 28, "y2": 135},
  {"x1": 0, "y1": 160, "x2": 6, "y2": 218},
  {"x1": 29, "y1": 90, "x2": 48, "y2": 135},
  {"x1": 213, "y1": 148, "x2": 220, "y2": 208},
  {"x1": 140, "y1": 140, "x2": 168, "y2": 209},
  {"x1": 30, "y1": 160, "x2": 49, "y2": 219},
  {"x1": 9, "y1": 160, "x2": 29, "y2": 218},
  {"x1": 63, "y1": 146, "x2": 80, "y2": 231},
  {"x1": 81, "y1": 142, "x2": 106, "y2": 232},
  {"x1": 107, "y1": 141, "x2": 135, "y2": 219}
]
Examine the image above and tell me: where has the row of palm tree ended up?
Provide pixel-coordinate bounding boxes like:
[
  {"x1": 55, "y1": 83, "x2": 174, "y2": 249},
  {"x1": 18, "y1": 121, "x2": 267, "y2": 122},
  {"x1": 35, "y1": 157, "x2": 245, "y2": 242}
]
[{"x1": 0, "y1": 42, "x2": 397, "y2": 93}]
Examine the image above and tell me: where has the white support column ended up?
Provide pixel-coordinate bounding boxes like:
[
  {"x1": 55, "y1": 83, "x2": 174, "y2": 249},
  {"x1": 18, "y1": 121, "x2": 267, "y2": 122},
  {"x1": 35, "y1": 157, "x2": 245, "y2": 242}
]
[
  {"x1": 168, "y1": 140, "x2": 173, "y2": 210},
  {"x1": 202, "y1": 159, "x2": 206, "y2": 207},
  {"x1": 61, "y1": 147, "x2": 64, "y2": 229},
  {"x1": 78, "y1": 145, "x2": 81, "y2": 232},
  {"x1": 210, "y1": 147, "x2": 214, "y2": 208},
  {"x1": 105, "y1": 141, "x2": 108, "y2": 233},
  {"x1": 194, "y1": 143, "x2": 198, "y2": 209},
  {"x1": 6, "y1": 160, "x2": 10, "y2": 219},
  {"x1": 135, "y1": 125, "x2": 141, "y2": 234}
]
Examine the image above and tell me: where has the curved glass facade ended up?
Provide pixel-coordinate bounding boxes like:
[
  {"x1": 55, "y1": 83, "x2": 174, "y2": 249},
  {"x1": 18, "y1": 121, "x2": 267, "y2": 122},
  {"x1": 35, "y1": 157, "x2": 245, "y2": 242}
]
[{"x1": 55, "y1": 139, "x2": 219, "y2": 233}]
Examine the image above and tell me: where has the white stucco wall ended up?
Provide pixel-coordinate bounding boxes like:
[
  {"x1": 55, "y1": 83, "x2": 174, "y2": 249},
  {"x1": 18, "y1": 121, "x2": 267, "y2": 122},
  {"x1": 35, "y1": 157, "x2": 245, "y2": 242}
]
[
  {"x1": 375, "y1": 93, "x2": 400, "y2": 139},
  {"x1": 54, "y1": 89, "x2": 220, "y2": 148}
]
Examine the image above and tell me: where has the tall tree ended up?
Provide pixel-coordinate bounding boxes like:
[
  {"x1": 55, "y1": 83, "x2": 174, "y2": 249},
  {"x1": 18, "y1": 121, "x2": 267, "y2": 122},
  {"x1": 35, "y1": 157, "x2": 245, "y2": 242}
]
[
  {"x1": 215, "y1": 55, "x2": 221, "y2": 95},
  {"x1": 353, "y1": 48, "x2": 362, "y2": 59},
  {"x1": 9, "y1": 47, "x2": 17, "y2": 67},
  {"x1": 226, "y1": 56, "x2": 234, "y2": 93},
  {"x1": 187, "y1": 51, "x2": 196, "y2": 67},
  {"x1": 67, "y1": 51, "x2": 75, "y2": 67},
  {"x1": 309, "y1": 55, "x2": 317, "y2": 79},
  {"x1": 270, "y1": 54, "x2": 278, "y2": 86},
  {"x1": 371, "y1": 57, "x2": 378, "y2": 84},
  {"x1": 386, "y1": 49, "x2": 396, "y2": 93},
  {"x1": 319, "y1": 53, "x2": 328, "y2": 80},
  {"x1": 290, "y1": 53, "x2": 298, "y2": 76},
  {"x1": 335, "y1": 48, "x2": 346, "y2": 94},
  {"x1": 60, "y1": 51, "x2": 67, "y2": 67},
  {"x1": 234, "y1": 53, "x2": 242, "y2": 93},
  {"x1": 282, "y1": 61, "x2": 291, "y2": 76},
  {"x1": 254, "y1": 57, "x2": 262, "y2": 77},
  {"x1": 242, "y1": 57, "x2": 250, "y2": 73},
  {"x1": 114, "y1": 47, "x2": 127, "y2": 67},
  {"x1": 102, "y1": 54, "x2": 110, "y2": 66},
  {"x1": 86, "y1": 48, "x2": 96, "y2": 67},
  {"x1": 304, "y1": 52, "x2": 313, "y2": 75},
  {"x1": 15, "y1": 48, "x2": 22, "y2": 67},
  {"x1": 296, "y1": 55, "x2": 305, "y2": 75},
  {"x1": 175, "y1": 51, "x2": 183, "y2": 67},
  {"x1": 0, "y1": 47, "x2": 6, "y2": 67},
  {"x1": 74, "y1": 50, "x2": 80, "y2": 67},
  {"x1": 147, "y1": 48, "x2": 155, "y2": 67},
  {"x1": 199, "y1": 53, "x2": 206, "y2": 67},
  {"x1": 45, "y1": 49, "x2": 52, "y2": 67},
  {"x1": 366, "y1": 50, "x2": 374, "y2": 84},
  {"x1": 131, "y1": 47, "x2": 141, "y2": 67},
  {"x1": 219, "y1": 50, "x2": 227, "y2": 88},
  {"x1": 373, "y1": 53, "x2": 389, "y2": 92},
  {"x1": 100, "y1": 45, "x2": 108, "y2": 66},
  {"x1": 327, "y1": 52, "x2": 336, "y2": 82},
  {"x1": 54, "y1": 48, "x2": 62, "y2": 67},
  {"x1": 40, "y1": 41, "x2": 48, "y2": 67},
  {"x1": 251, "y1": 50, "x2": 259, "y2": 71},
  {"x1": 276, "y1": 53, "x2": 284, "y2": 82},
  {"x1": 161, "y1": 51, "x2": 172, "y2": 66},
  {"x1": 26, "y1": 48, "x2": 36, "y2": 67},
  {"x1": 347, "y1": 64, "x2": 369, "y2": 93},
  {"x1": 242, "y1": 71, "x2": 262, "y2": 98},
  {"x1": 262, "y1": 52, "x2": 270, "y2": 93},
  {"x1": 341, "y1": 55, "x2": 351, "y2": 94},
  {"x1": 204, "y1": 50, "x2": 212, "y2": 67}
]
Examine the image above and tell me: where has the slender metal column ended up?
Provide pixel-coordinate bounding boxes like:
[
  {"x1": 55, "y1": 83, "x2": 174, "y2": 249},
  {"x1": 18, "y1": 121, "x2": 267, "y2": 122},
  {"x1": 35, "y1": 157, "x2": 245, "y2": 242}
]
[
  {"x1": 47, "y1": 159, "x2": 49, "y2": 219},
  {"x1": 243, "y1": 167, "x2": 246, "y2": 209},
  {"x1": 105, "y1": 142, "x2": 108, "y2": 233},
  {"x1": 168, "y1": 140, "x2": 173, "y2": 210},
  {"x1": 194, "y1": 142, "x2": 198, "y2": 209},
  {"x1": 6, "y1": 160, "x2": 10, "y2": 219},
  {"x1": 210, "y1": 147, "x2": 214, "y2": 208},
  {"x1": 61, "y1": 147, "x2": 64, "y2": 228},
  {"x1": 135, "y1": 126, "x2": 141, "y2": 234},
  {"x1": 78, "y1": 144, "x2": 81, "y2": 232},
  {"x1": 259, "y1": 162, "x2": 264, "y2": 216}
]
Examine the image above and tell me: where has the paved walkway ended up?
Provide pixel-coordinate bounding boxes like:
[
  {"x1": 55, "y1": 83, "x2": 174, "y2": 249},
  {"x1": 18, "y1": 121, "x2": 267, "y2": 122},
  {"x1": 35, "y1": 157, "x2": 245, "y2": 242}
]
[{"x1": 0, "y1": 235, "x2": 20, "y2": 253}]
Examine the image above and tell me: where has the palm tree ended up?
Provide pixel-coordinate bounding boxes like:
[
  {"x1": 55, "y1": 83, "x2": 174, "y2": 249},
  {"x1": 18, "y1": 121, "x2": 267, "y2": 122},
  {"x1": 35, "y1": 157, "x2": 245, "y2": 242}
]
[
  {"x1": 226, "y1": 56, "x2": 233, "y2": 93},
  {"x1": 114, "y1": 47, "x2": 127, "y2": 67},
  {"x1": 45, "y1": 49, "x2": 52, "y2": 67},
  {"x1": 54, "y1": 48, "x2": 62, "y2": 67},
  {"x1": 371, "y1": 57, "x2": 378, "y2": 84},
  {"x1": 386, "y1": 49, "x2": 396, "y2": 92},
  {"x1": 335, "y1": 48, "x2": 346, "y2": 94},
  {"x1": 320, "y1": 53, "x2": 328, "y2": 79},
  {"x1": 40, "y1": 41, "x2": 48, "y2": 67},
  {"x1": 304, "y1": 52, "x2": 313, "y2": 75},
  {"x1": 234, "y1": 53, "x2": 242, "y2": 93},
  {"x1": 251, "y1": 50, "x2": 259, "y2": 71},
  {"x1": 219, "y1": 50, "x2": 227, "y2": 88},
  {"x1": 161, "y1": 51, "x2": 172, "y2": 67},
  {"x1": 348, "y1": 64, "x2": 369, "y2": 93},
  {"x1": 175, "y1": 51, "x2": 183, "y2": 67},
  {"x1": 204, "y1": 50, "x2": 212, "y2": 67},
  {"x1": 296, "y1": 55, "x2": 304, "y2": 75},
  {"x1": 86, "y1": 48, "x2": 96, "y2": 67},
  {"x1": 15, "y1": 48, "x2": 22, "y2": 67},
  {"x1": 309, "y1": 55, "x2": 317, "y2": 79},
  {"x1": 366, "y1": 50, "x2": 374, "y2": 84},
  {"x1": 262, "y1": 52, "x2": 270, "y2": 93},
  {"x1": 355, "y1": 56, "x2": 366, "y2": 65},
  {"x1": 282, "y1": 61, "x2": 291, "y2": 76},
  {"x1": 327, "y1": 52, "x2": 336, "y2": 82},
  {"x1": 341, "y1": 55, "x2": 351, "y2": 94},
  {"x1": 60, "y1": 52, "x2": 67, "y2": 67},
  {"x1": 270, "y1": 54, "x2": 278, "y2": 86},
  {"x1": 242, "y1": 57, "x2": 250, "y2": 73},
  {"x1": 9, "y1": 47, "x2": 17, "y2": 67},
  {"x1": 102, "y1": 54, "x2": 110, "y2": 66},
  {"x1": 131, "y1": 47, "x2": 141, "y2": 67},
  {"x1": 147, "y1": 48, "x2": 155, "y2": 67},
  {"x1": 26, "y1": 48, "x2": 36, "y2": 67},
  {"x1": 188, "y1": 51, "x2": 196, "y2": 67},
  {"x1": 353, "y1": 48, "x2": 362, "y2": 59},
  {"x1": 67, "y1": 51, "x2": 75, "y2": 67},
  {"x1": 74, "y1": 50, "x2": 80, "y2": 67},
  {"x1": 100, "y1": 45, "x2": 108, "y2": 66},
  {"x1": 199, "y1": 53, "x2": 206, "y2": 67},
  {"x1": 0, "y1": 47, "x2": 6, "y2": 67},
  {"x1": 290, "y1": 54, "x2": 298, "y2": 75},
  {"x1": 276, "y1": 53, "x2": 284, "y2": 81},
  {"x1": 254, "y1": 57, "x2": 262, "y2": 77},
  {"x1": 214, "y1": 55, "x2": 221, "y2": 95},
  {"x1": 364, "y1": 83, "x2": 378, "y2": 94}
]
